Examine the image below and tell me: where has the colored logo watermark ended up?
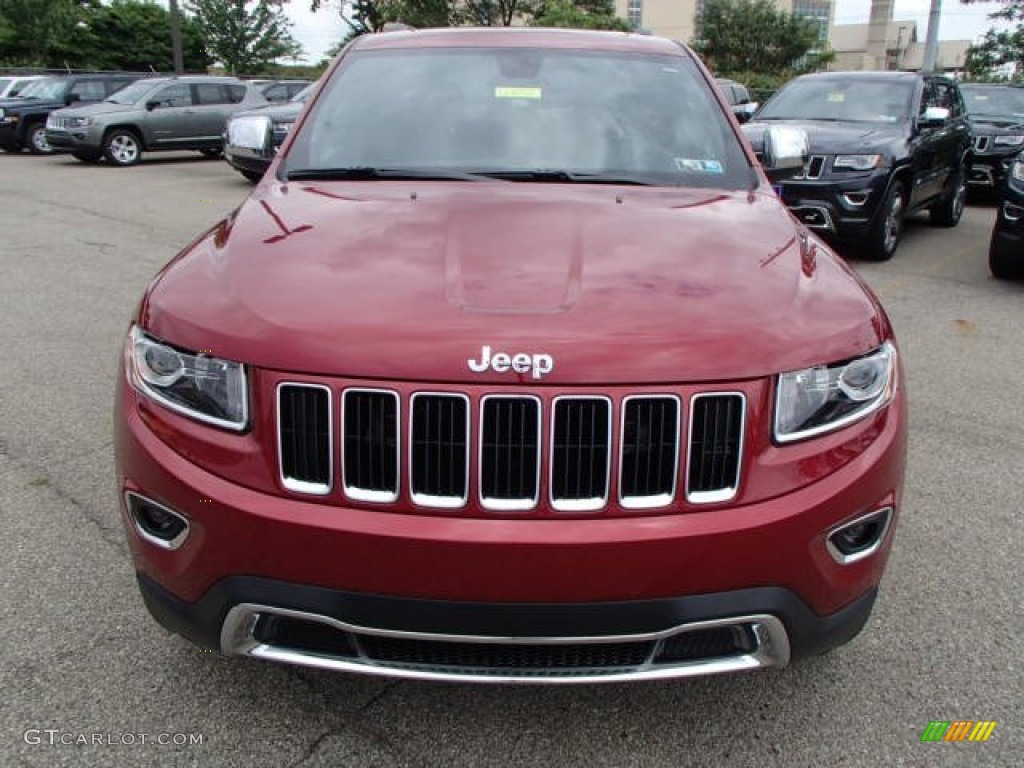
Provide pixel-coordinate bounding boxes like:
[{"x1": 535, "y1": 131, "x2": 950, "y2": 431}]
[{"x1": 921, "y1": 721, "x2": 997, "y2": 742}]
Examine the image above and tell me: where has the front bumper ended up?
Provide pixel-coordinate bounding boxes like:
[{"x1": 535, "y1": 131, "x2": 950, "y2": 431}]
[
  {"x1": 44, "y1": 125, "x2": 104, "y2": 152},
  {"x1": 968, "y1": 153, "x2": 1016, "y2": 188},
  {"x1": 224, "y1": 144, "x2": 274, "y2": 177},
  {"x1": 117, "y1": 372, "x2": 905, "y2": 681},
  {"x1": 778, "y1": 170, "x2": 890, "y2": 242},
  {"x1": 0, "y1": 120, "x2": 20, "y2": 148}
]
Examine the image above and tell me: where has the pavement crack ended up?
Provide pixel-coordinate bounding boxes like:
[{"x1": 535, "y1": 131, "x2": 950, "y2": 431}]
[{"x1": 287, "y1": 728, "x2": 333, "y2": 768}]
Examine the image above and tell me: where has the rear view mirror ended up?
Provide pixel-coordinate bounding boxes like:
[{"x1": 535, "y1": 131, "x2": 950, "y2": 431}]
[
  {"x1": 228, "y1": 115, "x2": 272, "y2": 151},
  {"x1": 732, "y1": 102, "x2": 759, "y2": 124},
  {"x1": 67, "y1": 93, "x2": 81, "y2": 105},
  {"x1": 145, "y1": 100, "x2": 160, "y2": 111},
  {"x1": 763, "y1": 125, "x2": 809, "y2": 172}
]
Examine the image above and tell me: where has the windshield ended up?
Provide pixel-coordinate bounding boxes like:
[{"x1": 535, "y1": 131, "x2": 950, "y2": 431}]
[
  {"x1": 16, "y1": 77, "x2": 68, "y2": 101},
  {"x1": 292, "y1": 83, "x2": 315, "y2": 103},
  {"x1": 284, "y1": 48, "x2": 752, "y2": 189},
  {"x1": 106, "y1": 80, "x2": 158, "y2": 105},
  {"x1": 758, "y1": 78, "x2": 914, "y2": 123},
  {"x1": 961, "y1": 85, "x2": 1024, "y2": 118}
]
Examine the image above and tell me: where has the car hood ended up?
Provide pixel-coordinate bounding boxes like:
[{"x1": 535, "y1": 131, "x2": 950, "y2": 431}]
[
  {"x1": 970, "y1": 116, "x2": 1024, "y2": 134},
  {"x1": 0, "y1": 97, "x2": 62, "y2": 111},
  {"x1": 234, "y1": 101, "x2": 304, "y2": 121},
  {"x1": 140, "y1": 182, "x2": 887, "y2": 385},
  {"x1": 53, "y1": 102, "x2": 138, "y2": 118},
  {"x1": 748, "y1": 119, "x2": 902, "y2": 155}
]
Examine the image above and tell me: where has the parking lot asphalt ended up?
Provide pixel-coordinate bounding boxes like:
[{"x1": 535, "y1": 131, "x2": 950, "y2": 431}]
[{"x1": 1, "y1": 152, "x2": 1021, "y2": 767}]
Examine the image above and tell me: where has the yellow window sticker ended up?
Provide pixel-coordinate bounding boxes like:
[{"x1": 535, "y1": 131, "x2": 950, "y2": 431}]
[
  {"x1": 827, "y1": 92, "x2": 845, "y2": 102},
  {"x1": 495, "y1": 86, "x2": 542, "y2": 100}
]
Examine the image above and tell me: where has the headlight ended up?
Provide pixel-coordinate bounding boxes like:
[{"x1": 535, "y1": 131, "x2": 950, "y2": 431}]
[
  {"x1": 1013, "y1": 159, "x2": 1024, "y2": 183},
  {"x1": 272, "y1": 120, "x2": 294, "y2": 134},
  {"x1": 68, "y1": 117, "x2": 92, "y2": 128},
  {"x1": 833, "y1": 154, "x2": 884, "y2": 171},
  {"x1": 0, "y1": 109, "x2": 5, "y2": 119},
  {"x1": 774, "y1": 342, "x2": 896, "y2": 443},
  {"x1": 127, "y1": 326, "x2": 248, "y2": 431},
  {"x1": 994, "y1": 135, "x2": 1024, "y2": 147}
]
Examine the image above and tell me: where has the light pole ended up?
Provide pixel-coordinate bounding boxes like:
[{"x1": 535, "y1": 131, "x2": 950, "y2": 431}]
[{"x1": 169, "y1": 0, "x2": 184, "y2": 74}]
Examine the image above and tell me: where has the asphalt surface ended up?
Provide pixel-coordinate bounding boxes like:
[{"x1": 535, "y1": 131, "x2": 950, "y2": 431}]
[{"x1": 1, "y1": 152, "x2": 1021, "y2": 767}]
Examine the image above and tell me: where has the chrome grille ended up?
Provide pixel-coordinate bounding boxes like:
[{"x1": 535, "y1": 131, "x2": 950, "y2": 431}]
[
  {"x1": 550, "y1": 397, "x2": 611, "y2": 511},
  {"x1": 410, "y1": 393, "x2": 470, "y2": 507},
  {"x1": 277, "y1": 384, "x2": 331, "y2": 494},
  {"x1": 342, "y1": 389, "x2": 399, "y2": 502},
  {"x1": 278, "y1": 386, "x2": 747, "y2": 511},
  {"x1": 687, "y1": 393, "x2": 745, "y2": 503},
  {"x1": 479, "y1": 395, "x2": 541, "y2": 511},
  {"x1": 619, "y1": 396, "x2": 680, "y2": 508}
]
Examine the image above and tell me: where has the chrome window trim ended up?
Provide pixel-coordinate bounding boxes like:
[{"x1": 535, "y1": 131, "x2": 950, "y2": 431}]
[
  {"x1": 221, "y1": 603, "x2": 791, "y2": 684},
  {"x1": 825, "y1": 506, "x2": 894, "y2": 565},
  {"x1": 478, "y1": 394, "x2": 542, "y2": 512},
  {"x1": 617, "y1": 394, "x2": 681, "y2": 510},
  {"x1": 341, "y1": 387, "x2": 401, "y2": 504},
  {"x1": 409, "y1": 391, "x2": 471, "y2": 509},
  {"x1": 276, "y1": 382, "x2": 333, "y2": 496},
  {"x1": 124, "y1": 491, "x2": 190, "y2": 551},
  {"x1": 686, "y1": 391, "x2": 747, "y2": 505},
  {"x1": 548, "y1": 395, "x2": 613, "y2": 513}
]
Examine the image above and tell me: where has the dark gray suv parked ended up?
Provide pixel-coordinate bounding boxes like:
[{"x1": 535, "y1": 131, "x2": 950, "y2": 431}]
[{"x1": 45, "y1": 76, "x2": 267, "y2": 165}]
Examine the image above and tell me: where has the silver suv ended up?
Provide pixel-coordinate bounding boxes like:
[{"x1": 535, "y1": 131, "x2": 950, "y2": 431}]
[{"x1": 45, "y1": 76, "x2": 267, "y2": 166}]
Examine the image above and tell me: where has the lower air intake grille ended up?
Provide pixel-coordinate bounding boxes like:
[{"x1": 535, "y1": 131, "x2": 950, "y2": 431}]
[
  {"x1": 688, "y1": 393, "x2": 745, "y2": 502},
  {"x1": 278, "y1": 384, "x2": 331, "y2": 493},
  {"x1": 358, "y1": 636, "x2": 654, "y2": 671},
  {"x1": 343, "y1": 389, "x2": 399, "y2": 502},
  {"x1": 479, "y1": 396, "x2": 541, "y2": 510}
]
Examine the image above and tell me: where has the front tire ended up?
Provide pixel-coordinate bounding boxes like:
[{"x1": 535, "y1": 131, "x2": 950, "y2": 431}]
[
  {"x1": 103, "y1": 130, "x2": 142, "y2": 167},
  {"x1": 930, "y1": 164, "x2": 966, "y2": 227},
  {"x1": 27, "y1": 123, "x2": 53, "y2": 155},
  {"x1": 863, "y1": 180, "x2": 905, "y2": 261},
  {"x1": 240, "y1": 169, "x2": 263, "y2": 183}
]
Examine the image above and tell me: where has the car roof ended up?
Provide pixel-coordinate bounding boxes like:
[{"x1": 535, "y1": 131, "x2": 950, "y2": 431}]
[
  {"x1": 139, "y1": 76, "x2": 244, "y2": 85},
  {"x1": 351, "y1": 27, "x2": 686, "y2": 56},
  {"x1": 792, "y1": 70, "x2": 928, "y2": 82}
]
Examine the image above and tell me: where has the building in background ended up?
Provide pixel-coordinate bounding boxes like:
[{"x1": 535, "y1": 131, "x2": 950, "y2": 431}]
[
  {"x1": 616, "y1": 0, "x2": 835, "y2": 50},
  {"x1": 830, "y1": 21, "x2": 970, "y2": 72}
]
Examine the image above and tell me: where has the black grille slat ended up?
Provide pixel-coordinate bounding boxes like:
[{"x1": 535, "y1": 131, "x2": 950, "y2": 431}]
[
  {"x1": 411, "y1": 394, "x2": 469, "y2": 503},
  {"x1": 551, "y1": 398, "x2": 610, "y2": 508},
  {"x1": 655, "y1": 626, "x2": 757, "y2": 662},
  {"x1": 688, "y1": 394, "x2": 744, "y2": 500},
  {"x1": 620, "y1": 397, "x2": 679, "y2": 504},
  {"x1": 343, "y1": 390, "x2": 399, "y2": 499},
  {"x1": 278, "y1": 385, "x2": 331, "y2": 491},
  {"x1": 480, "y1": 397, "x2": 540, "y2": 508}
]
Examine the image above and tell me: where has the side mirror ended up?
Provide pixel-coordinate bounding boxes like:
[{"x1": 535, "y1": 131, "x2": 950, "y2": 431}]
[
  {"x1": 66, "y1": 93, "x2": 81, "y2": 105},
  {"x1": 227, "y1": 114, "x2": 272, "y2": 152},
  {"x1": 732, "y1": 102, "x2": 759, "y2": 124},
  {"x1": 763, "y1": 125, "x2": 809, "y2": 174},
  {"x1": 920, "y1": 106, "x2": 950, "y2": 128},
  {"x1": 145, "y1": 100, "x2": 160, "y2": 111}
]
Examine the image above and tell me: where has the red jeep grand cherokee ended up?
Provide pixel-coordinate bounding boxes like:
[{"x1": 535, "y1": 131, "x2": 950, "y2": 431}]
[{"x1": 115, "y1": 28, "x2": 907, "y2": 683}]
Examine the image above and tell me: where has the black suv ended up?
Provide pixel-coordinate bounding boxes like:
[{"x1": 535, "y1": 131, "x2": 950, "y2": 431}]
[
  {"x1": 747, "y1": 71, "x2": 971, "y2": 260},
  {"x1": 0, "y1": 72, "x2": 146, "y2": 154},
  {"x1": 961, "y1": 83, "x2": 1024, "y2": 191},
  {"x1": 989, "y1": 153, "x2": 1024, "y2": 279}
]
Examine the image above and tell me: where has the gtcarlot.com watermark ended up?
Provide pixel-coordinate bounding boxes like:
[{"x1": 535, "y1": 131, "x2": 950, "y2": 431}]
[{"x1": 24, "y1": 729, "x2": 203, "y2": 747}]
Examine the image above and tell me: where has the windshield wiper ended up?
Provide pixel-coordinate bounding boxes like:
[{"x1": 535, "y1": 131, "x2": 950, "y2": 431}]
[
  {"x1": 285, "y1": 167, "x2": 488, "y2": 182},
  {"x1": 477, "y1": 169, "x2": 655, "y2": 185}
]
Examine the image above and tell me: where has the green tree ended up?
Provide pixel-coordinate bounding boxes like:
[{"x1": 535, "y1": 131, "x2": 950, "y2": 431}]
[
  {"x1": 187, "y1": 0, "x2": 303, "y2": 73},
  {"x1": 82, "y1": 1, "x2": 210, "y2": 72},
  {"x1": 962, "y1": 0, "x2": 1024, "y2": 79},
  {"x1": 692, "y1": 0, "x2": 820, "y2": 75},
  {"x1": 530, "y1": 0, "x2": 629, "y2": 30},
  {"x1": 0, "y1": 0, "x2": 86, "y2": 66}
]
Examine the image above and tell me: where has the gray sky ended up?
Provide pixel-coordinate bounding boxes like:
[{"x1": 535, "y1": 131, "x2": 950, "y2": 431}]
[{"x1": 163, "y1": 0, "x2": 1011, "y2": 65}]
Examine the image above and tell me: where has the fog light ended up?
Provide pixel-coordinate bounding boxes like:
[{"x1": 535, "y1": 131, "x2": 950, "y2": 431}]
[
  {"x1": 1003, "y1": 202, "x2": 1024, "y2": 222},
  {"x1": 125, "y1": 492, "x2": 190, "y2": 550},
  {"x1": 841, "y1": 191, "x2": 870, "y2": 207},
  {"x1": 826, "y1": 507, "x2": 892, "y2": 564}
]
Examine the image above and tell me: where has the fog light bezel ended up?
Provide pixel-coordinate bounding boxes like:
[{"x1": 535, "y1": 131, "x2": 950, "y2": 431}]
[
  {"x1": 826, "y1": 506, "x2": 893, "y2": 565},
  {"x1": 125, "y1": 491, "x2": 191, "y2": 551}
]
